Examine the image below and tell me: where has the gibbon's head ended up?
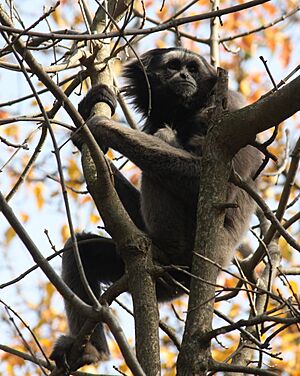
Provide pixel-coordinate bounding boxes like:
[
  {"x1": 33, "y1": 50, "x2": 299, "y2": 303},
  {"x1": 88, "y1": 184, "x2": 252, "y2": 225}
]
[{"x1": 123, "y1": 47, "x2": 217, "y2": 119}]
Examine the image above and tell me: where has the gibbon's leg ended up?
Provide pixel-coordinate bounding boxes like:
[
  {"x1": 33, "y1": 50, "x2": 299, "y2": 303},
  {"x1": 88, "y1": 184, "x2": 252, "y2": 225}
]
[{"x1": 50, "y1": 234, "x2": 124, "y2": 370}]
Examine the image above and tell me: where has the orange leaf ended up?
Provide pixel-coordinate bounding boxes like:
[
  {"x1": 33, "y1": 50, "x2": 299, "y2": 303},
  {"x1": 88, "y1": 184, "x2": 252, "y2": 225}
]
[
  {"x1": 280, "y1": 37, "x2": 292, "y2": 68},
  {"x1": 263, "y1": 3, "x2": 277, "y2": 15},
  {"x1": 106, "y1": 148, "x2": 115, "y2": 160},
  {"x1": 20, "y1": 212, "x2": 29, "y2": 223},
  {"x1": 0, "y1": 110, "x2": 8, "y2": 119}
]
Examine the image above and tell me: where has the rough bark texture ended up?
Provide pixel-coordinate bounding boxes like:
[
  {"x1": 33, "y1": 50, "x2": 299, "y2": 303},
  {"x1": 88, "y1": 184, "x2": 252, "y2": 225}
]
[
  {"x1": 80, "y1": 2, "x2": 160, "y2": 374},
  {"x1": 177, "y1": 70, "x2": 231, "y2": 375},
  {"x1": 177, "y1": 147, "x2": 232, "y2": 375}
]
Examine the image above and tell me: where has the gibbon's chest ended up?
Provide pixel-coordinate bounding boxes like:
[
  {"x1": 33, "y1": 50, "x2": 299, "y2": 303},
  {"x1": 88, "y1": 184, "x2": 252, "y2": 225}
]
[
  {"x1": 140, "y1": 174, "x2": 197, "y2": 241},
  {"x1": 140, "y1": 174, "x2": 187, "y2": 218}
]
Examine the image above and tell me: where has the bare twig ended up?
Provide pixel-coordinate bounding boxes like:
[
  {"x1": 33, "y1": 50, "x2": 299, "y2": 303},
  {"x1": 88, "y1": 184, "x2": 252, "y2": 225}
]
[
  {"x1": 231, "y1": 171, "x2": 300, "y2": 252},
  {"x1": 221, "y1": 5, "x2": 300, "y2": 43},
  {"x1": 0, "y1": 1, "x2": 271, "y2": 42}
]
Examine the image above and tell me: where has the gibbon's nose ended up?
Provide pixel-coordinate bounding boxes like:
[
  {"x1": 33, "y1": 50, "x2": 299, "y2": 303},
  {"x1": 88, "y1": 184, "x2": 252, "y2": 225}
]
[{"x1": 180, "y1": 71, "x2": 189, "y2": 79}]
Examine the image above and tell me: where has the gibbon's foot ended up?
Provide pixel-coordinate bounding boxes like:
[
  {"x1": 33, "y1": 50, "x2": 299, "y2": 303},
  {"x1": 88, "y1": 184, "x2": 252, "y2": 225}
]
[{"x1": 50, "y1": 335, "x2": 109, "y2": 371}]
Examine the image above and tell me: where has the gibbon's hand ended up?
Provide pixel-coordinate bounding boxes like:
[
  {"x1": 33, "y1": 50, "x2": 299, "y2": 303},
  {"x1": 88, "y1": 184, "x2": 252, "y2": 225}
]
[{"x1": 78, "y1": 84, "x2": 117, "y2": 121}]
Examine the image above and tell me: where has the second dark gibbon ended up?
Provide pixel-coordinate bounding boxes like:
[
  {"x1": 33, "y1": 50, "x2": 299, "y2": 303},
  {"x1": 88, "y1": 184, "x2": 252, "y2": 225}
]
[{"x1": 50, "y1": 48, "x2": 263, "y2": 370}]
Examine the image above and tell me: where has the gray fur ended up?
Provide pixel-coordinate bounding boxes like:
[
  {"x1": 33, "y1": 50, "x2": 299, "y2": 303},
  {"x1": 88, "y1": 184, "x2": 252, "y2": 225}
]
[{"x1": 50, "y1": 47, "x2": 262, "y2": 369}]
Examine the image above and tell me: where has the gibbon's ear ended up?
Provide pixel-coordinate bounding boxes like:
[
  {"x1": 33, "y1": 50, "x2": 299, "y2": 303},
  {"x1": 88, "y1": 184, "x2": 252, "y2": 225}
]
[
  {"x1": 199, "y1": 55, "x2": 217, "y2": 76},
  {"x1": 196, "y1": 56, "x2": 218, "y2": 95},
  {"x1": 122, "y1": 48, "x2": 181, "y2": 89}
]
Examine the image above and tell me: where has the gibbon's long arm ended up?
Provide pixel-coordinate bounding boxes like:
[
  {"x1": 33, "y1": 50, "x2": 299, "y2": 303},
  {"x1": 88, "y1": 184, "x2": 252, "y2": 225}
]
[
  {"x1": 76, "y1": 84, "x2": 145, "y2": 230},
  {"x1": 86, "y1": 116, "x2": 201, "y2": 177}
]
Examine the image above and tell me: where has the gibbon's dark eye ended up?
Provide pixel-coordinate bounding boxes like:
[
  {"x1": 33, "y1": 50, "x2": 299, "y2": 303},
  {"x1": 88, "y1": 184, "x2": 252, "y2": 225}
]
[
  {"x1": 187, "y1": 62, "x2": 199, "y2": 73},
  {"x1": 167, "y1": 58, "x2": 181, "y2": 70}
]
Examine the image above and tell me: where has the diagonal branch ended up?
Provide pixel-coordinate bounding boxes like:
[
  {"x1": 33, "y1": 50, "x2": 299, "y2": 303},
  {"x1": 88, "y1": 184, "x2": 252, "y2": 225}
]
[{"x1": 219, "y1": 74, "x2": 300, "y2": 154}]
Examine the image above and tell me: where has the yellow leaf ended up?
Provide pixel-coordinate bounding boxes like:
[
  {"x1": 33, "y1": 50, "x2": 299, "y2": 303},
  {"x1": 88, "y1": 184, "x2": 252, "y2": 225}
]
[
  {"x1": 5, "y1": 350, "x2": 25, "y2": 367},
  {"x1": 31, "y1": 99, "x2": 38, "y2": 107},
  {"x1": 279, "y1": 237, "x2": 292, "y2": 260},
  {"x1": 20, "y1": 212, "x2": 29, "y2": 223},
  {"x1": 240, "y1": 34, "x2": 256, "y2": 55},
  {"x1": 67, "y1": 159, "x2": 81, "y2": 181},
  {"x1": 4, "y1": 227, "x2": 16, "y2": 244},
  {"x1": 212, "y1": 344, "x2": 237, "y2": 362},
  {"x1": 161, "y1": 347, "x2": 176, "y2": 368},
  {"x1": 228, "y1": 303, "x2": 241, "y2": 319},
  {"x1": 119, "y1": 363, "x2": 132, "y2": 374},
  {"x1": 289, "y1": 280, "x2": 299, "y2": 295},
  {"x1": 156, "y1": 5, "x2": 168, "y2": 20},
  {"x1": 239, "y1": 79, "x2": 251, "y2": 96},
  {"x1": 3, "y1": 125, "x2": 19, "y2": 141},
  {"x1": 110, "y1": 339, "x2": 123, "y2": 359},
  {"x1": 90, "y1": 214, "x2": 100, "y2": 224},
  {"x1": 39, "y1": 338, "x2": 52, "y2": 349},
  {"x1": 61, "y1": 224, "x2": 70, "y2": 243},
  {"x1": 81, "y1": 195, "x2": 92, "y2": 205},
  {"x1": 6, "y1": 363, "x2": 14, "y2": 376},
  {"x1": 34, "y1": 182, "x2": 44, "y2": 209},
  {"x1": 51, "y1": 7, "x2": 66, "y2": 27},
  {"x1": 46, "y1": 282, "x2": 55, "y2": 297},
  {"x1": 156, "y1": 39, "x2": 167, "y2": 49}
]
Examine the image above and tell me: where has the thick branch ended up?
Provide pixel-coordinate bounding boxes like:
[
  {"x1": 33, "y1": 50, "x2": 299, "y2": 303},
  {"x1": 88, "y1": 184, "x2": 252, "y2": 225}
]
[
  {"x1": 177, "y1": 69, "x2": 231, "y2": 376},
  {"x1": 220, "y1": 75, "x2": 300, "y2": 154},
  {"x1": 77, "y1": 3, "x2": 160, "y2": 375}
]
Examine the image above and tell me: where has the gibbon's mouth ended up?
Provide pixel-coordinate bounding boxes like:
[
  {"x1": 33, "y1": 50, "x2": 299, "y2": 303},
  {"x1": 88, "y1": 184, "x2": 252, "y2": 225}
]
[
  {"x1": 172, "y1": 81, "x2": 197, "y2": 96},
  {"x1": 176, "y1": 80, "x2": 196, "y2": 88}
]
